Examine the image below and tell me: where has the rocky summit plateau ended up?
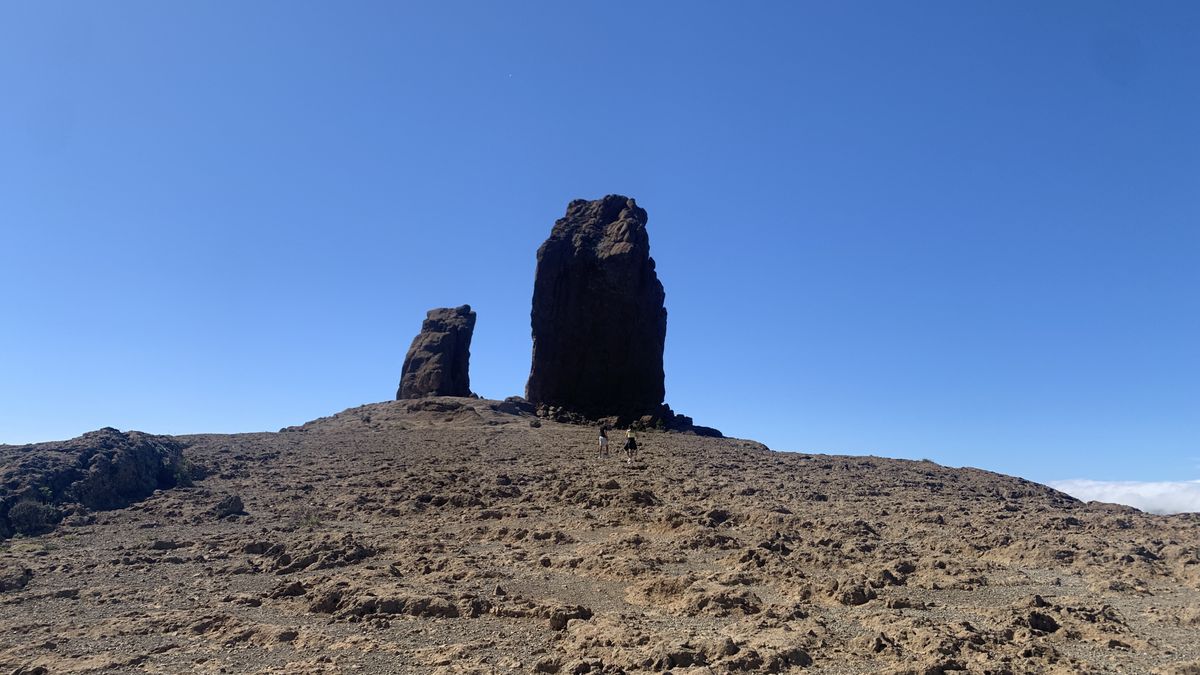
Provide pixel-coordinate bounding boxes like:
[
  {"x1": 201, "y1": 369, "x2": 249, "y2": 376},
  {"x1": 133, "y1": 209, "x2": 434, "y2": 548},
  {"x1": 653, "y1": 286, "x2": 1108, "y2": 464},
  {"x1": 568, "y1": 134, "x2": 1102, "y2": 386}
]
[{"x1": 1, "y1": 399, "x2": 1199, "y2": 674}]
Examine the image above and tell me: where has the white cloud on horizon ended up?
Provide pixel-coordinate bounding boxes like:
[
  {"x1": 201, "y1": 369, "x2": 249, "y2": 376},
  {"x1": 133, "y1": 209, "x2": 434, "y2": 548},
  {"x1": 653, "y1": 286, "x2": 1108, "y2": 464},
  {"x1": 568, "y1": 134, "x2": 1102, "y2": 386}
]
[{"x1": 1048, "y1": 479, "x2": 1200, "y2": 515}]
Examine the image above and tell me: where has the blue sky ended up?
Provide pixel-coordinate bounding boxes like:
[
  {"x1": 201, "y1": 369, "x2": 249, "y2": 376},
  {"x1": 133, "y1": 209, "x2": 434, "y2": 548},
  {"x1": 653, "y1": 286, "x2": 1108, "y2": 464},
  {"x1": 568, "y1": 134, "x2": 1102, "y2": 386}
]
[{"x1": 1, "y1": 2, "x2": 1196, "y2": 487}]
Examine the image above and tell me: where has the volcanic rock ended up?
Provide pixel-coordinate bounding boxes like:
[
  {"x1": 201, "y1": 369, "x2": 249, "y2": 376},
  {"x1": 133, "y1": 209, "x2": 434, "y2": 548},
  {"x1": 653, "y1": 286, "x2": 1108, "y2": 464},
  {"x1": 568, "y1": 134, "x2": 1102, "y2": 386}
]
[
  {"x1": 0, "y1": 427, "x2": 184, "y2": 539},
  {"x1": 396, "y1": 305, "x2": 477, "y2": 399},
  {"x1": 526, "y1": 195, "x2": 667, "y2": 419},
  {"x1": 0, "y1": 566, "x2": 32, "y2": 593},
  {"x1": 212, "y1": 494, "x2": 246, "y2": 518}
]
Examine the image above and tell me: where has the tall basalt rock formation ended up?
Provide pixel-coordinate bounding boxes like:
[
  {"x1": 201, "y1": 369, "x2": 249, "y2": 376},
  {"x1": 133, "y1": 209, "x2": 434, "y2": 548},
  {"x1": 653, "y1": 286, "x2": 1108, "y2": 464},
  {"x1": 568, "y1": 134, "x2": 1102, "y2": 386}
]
[
  {"x1": 526, "y1": 195, "x2": 667, "y2": 419},
  {"x1": 397, "y1": 305, "x2": 476, "y2": 400}
]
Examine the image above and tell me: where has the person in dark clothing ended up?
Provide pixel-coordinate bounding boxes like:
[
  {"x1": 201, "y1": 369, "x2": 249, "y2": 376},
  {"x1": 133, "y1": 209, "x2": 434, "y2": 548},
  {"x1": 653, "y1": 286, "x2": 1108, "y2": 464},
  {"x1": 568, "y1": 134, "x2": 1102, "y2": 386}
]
[{"x1": 623, "y1": 429, "x2": 638, "y2": 463}]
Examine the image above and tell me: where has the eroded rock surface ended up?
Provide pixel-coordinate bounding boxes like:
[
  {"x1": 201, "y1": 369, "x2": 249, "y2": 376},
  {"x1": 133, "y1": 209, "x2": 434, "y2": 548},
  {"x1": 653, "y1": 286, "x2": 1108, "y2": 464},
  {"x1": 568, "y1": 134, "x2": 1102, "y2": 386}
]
[
  {"x1": 396, "y1": 305, "x2": 476, "y2": 399},
  {"x1": 0, "y1": 427, "x2": 184, "y2": 538},
  {"x1": 1, "y1": 401, "x2": 1198, "y2": 672},
  {"x1": 526, "y1": 196, "x2": 667, "y2": 419}
]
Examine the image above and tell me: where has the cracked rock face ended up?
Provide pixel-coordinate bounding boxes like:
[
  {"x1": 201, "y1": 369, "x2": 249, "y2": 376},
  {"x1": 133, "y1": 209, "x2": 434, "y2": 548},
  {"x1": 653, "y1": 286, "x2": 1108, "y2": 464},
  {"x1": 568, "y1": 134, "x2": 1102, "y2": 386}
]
[
  {"x1": 396, "y1": 305, "x2": 476, "y2": 400},
  {"x1": 526, "y1": 195, "x2": 667, "y2": 419}
]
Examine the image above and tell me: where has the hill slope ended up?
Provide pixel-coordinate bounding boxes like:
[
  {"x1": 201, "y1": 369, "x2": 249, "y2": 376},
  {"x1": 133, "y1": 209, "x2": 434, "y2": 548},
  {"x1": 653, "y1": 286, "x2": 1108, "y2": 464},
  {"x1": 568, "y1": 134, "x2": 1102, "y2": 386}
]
[{"x1": 2, "y1": 398, "x2": 1199, "y2": 674}]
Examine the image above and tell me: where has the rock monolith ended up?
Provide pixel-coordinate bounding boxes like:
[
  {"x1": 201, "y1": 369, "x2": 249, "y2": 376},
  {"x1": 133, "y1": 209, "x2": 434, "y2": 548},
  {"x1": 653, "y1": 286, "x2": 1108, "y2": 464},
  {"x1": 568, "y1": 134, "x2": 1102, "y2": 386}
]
[
  {"x1": 397, "y1": 305, "x2": 476, "y2": 400},
  {"x1": 526, "y1": 195, "x2": 666, "y2": 419}
]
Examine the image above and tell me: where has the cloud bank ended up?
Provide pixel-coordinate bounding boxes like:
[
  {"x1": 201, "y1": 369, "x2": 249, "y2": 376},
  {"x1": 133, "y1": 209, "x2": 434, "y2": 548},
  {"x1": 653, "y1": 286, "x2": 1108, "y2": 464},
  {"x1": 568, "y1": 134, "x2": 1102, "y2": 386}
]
[{"x1": 1048, "y1": 479, "x2": 1200, "y2": 515}]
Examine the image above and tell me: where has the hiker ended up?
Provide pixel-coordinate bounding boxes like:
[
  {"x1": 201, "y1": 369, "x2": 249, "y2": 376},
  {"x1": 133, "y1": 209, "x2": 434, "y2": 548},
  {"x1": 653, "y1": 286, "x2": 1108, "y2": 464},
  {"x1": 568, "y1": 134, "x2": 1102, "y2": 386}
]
[
  {"x1": 598, "y1": 425, "x2": 609, "y2": 457},
  {"x1": 623, "y1": 428, "x2": 638, "y2": 463}
]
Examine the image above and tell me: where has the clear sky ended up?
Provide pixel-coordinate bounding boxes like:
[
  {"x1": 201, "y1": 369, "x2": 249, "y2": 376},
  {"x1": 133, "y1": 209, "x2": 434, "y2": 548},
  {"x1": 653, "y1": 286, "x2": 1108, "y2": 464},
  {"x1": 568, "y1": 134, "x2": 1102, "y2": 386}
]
[{"x1": 1, "y1": 2, "x2": 1197, "y2": 489}]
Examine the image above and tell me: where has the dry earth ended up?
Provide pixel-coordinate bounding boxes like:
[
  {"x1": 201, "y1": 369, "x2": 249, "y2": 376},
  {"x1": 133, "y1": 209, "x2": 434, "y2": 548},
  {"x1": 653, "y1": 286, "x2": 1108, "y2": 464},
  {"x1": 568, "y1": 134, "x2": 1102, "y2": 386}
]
[{"x1": 2, "y1": 397, "x2": 1199, "y2": 674}]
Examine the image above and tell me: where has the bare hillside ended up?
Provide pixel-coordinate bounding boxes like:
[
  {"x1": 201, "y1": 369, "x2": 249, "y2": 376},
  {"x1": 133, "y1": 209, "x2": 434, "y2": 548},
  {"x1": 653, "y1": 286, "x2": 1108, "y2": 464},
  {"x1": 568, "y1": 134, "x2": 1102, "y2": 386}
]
[{"x1": 2, "y1": 397, "x2": 1198, "y2": 674}]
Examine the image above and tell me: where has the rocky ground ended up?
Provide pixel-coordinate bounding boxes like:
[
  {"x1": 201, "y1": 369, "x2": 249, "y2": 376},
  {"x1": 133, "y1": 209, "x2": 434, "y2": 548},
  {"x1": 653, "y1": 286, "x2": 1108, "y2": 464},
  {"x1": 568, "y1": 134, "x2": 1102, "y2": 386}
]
[{"x1": 2, "y1": 397, "x2": 1199, "y2": 674}]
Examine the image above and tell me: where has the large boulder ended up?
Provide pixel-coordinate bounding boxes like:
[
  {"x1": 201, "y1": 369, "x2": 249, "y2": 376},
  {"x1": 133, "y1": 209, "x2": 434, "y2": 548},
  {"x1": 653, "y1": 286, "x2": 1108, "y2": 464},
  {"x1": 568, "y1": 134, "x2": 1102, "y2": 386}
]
[
  {"x1": 397, "y1": 305, "x2": 477, "y2": 399},
  {"x1": 0, "y1": 427, "x2": 186, "y2": 538},
  {"x1": 526, "y1": 195, "x2": 667, "y2": 419}
]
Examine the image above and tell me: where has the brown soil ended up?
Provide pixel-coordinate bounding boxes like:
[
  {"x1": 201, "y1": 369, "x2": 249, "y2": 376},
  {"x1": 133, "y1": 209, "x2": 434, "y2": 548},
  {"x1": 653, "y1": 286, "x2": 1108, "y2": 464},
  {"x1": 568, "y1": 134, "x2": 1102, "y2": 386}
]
[{"x1": 2, "y1": 397, "x2": 1198, "y2": 674}]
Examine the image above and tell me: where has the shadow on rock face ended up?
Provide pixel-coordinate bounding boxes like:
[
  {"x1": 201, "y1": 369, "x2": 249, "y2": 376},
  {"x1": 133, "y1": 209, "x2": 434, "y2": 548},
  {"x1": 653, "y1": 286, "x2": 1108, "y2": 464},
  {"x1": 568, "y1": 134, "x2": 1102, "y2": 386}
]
[
  {"x1": 526, "y1": 195, "x2": 666, "y2": 420},
  {"x1": 0, "y1": 427, "x2": 187, "y2": 539}
]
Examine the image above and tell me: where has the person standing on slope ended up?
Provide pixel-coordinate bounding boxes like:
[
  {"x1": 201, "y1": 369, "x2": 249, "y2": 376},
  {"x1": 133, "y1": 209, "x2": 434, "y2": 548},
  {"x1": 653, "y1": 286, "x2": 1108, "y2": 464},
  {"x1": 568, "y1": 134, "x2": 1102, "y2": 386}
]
[
  {"x1": 623, "y1": 428, "x2": 638, "y2": 463},
  {"x1": 598, "y1": 425, "x2": 609, "y2": 457}
]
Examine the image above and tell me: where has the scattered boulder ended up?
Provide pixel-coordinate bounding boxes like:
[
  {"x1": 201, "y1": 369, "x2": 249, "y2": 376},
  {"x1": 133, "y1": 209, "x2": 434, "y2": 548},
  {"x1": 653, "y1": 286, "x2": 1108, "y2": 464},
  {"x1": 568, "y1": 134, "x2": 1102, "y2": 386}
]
[
  {"x1": 526, "y1": 196, "x2": 667, "y2": 420},
  {"x1": 148, "y1": 539, "x2": 187, "y2": 551},
  {"x1": 548, "y1": 604, "x2": 593, "y2": 630},
  {"x1": 1027, "y1": 611, "x2": 1061, "y2": 633},
  {"x1": 832, "y1": 582, "x2": 877, "y2": 606},
  {"x1": 397, "y1": 305, "x2": 477, "y2": 399},
  {"x1": 493, "y1": 396, "x2": 536, "y2": 416},
  {"x1": 269, "y1": 580, "x2": 306, "y2": 598},
  {"x1": 212, "y1": 495, "x2": 246, "y2": 518},
  {"x1": 704, "y1": 508, "x2": 732, "y2": 527},
  {"x1": 767, "y1": 646, "x2": 813, "y2": 669},
  {"x1": 0, "y1": 566, "x2": 32, "y2": 593}
]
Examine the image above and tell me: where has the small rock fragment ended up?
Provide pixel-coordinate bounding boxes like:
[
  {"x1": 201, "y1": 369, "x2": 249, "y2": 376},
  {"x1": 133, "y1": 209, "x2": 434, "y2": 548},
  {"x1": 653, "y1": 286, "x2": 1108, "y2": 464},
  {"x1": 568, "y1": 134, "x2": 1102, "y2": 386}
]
[{"x1": 212, "y1": 495, "x2": 246, "y2": 518}]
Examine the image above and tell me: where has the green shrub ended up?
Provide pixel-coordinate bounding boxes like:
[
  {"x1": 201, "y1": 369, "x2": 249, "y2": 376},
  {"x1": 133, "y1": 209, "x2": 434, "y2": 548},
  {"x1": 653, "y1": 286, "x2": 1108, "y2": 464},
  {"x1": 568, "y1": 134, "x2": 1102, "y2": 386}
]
[
  {"x1": 173, "y1": 460, "x2": 194, "y2": 488},
  {"x1": 173, "y1": 457, "x2": 210, "y2": 487},
  {"x1": 7, "y1": 500, "x2": 60, "y2": 536}
]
